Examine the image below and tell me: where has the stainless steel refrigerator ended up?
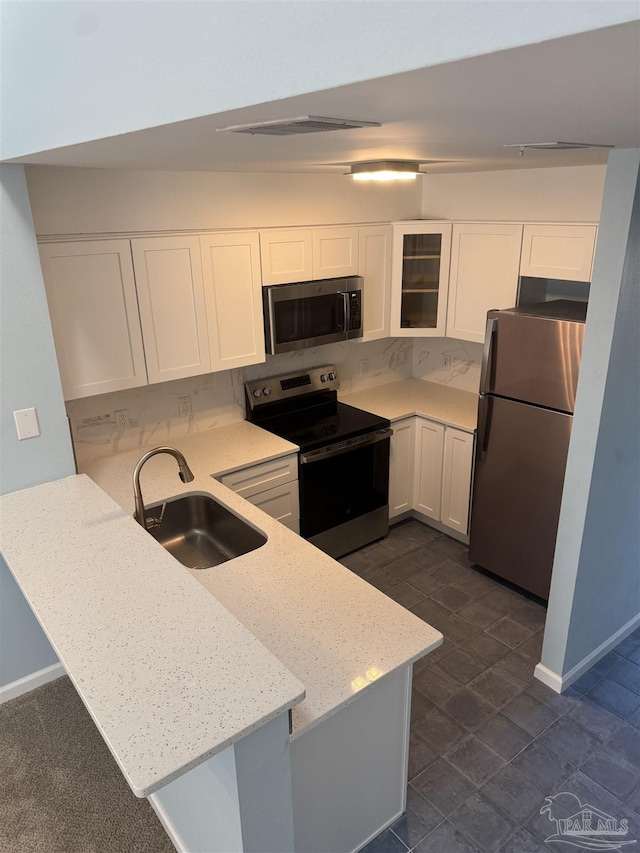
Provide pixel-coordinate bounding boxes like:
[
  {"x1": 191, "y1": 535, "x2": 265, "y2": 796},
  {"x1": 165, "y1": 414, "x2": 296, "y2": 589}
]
[{"x1": 469, "y1": 300, "x2": 587, "y2": 600}]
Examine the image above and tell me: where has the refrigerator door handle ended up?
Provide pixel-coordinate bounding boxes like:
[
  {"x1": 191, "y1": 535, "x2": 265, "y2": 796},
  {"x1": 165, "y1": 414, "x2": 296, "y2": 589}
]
[
  {"x1": 479, "y1": 315, "x2": 498, "y2": 393},
  {"x1": 476, "y1": 394, "x2": 492, "y2": 461}
]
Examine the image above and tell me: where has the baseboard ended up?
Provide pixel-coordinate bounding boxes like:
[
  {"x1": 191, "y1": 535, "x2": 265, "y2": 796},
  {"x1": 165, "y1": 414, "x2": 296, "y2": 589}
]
[
  {"x1": 0, "y1": 661, "x2": 66, "y2": 704},
  {"x1": 535, "y1": 611, "x2": 640, "y2": 693},
  {"x1": 408, "y1": 511, "x2": 470, "y2": 545},
  {"x1": 148, "y1": 793, "x2": 186, "y2": 853},
  {"x1": 534, "y1": 662, "x2": 563, "y2": 693}
]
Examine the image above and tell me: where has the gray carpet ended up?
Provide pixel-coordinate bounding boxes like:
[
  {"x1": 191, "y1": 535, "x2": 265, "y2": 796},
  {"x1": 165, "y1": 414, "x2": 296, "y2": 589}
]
[{"x1": 0, "y1": 676, "x2": 174, "y2": 853}]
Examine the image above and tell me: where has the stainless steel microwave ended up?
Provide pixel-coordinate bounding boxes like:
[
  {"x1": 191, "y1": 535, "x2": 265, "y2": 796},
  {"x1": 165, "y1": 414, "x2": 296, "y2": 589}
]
[{"x1": 263, "y1": 277, "x2": 363, "y2": 354}]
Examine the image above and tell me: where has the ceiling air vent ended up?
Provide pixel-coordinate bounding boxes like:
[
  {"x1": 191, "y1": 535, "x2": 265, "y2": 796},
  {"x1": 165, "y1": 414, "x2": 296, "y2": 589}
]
[
  {"x1": 504, "y1": 141, "x2": 614, "y2": 151},
  {"x1": 217, "y1": 116, "x2": 381, "y2": 136}
]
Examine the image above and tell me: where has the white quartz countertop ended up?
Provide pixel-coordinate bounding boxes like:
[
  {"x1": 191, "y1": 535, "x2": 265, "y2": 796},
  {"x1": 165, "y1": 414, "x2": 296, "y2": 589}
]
[
  {"x1": 0, "y1": 475, "x2": 305, "y2": 798},
  {"x1": 1, "y1": 417, "x2": 442, "y2": 795},
  {"x1": 81, "y1": 420, "x2": 299, "y2": 509},
  {"x1": 341, "y1": 379, "x2": 478, "y2": 432}
]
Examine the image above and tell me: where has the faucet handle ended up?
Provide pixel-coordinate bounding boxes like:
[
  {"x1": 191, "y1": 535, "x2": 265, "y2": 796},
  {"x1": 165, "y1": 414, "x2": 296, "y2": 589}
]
[{"x1": 145, "y1": 501, "x2": 167, "y2": 530}]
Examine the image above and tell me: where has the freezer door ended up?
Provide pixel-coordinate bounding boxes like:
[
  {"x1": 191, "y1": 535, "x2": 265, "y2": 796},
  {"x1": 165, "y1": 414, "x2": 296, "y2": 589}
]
[
  {"x1": 469, "y1": 394, "x2": 573, "y2": 599},
  {"x1": 483, "y1": 309, "x2": 584, "y2": 412}
]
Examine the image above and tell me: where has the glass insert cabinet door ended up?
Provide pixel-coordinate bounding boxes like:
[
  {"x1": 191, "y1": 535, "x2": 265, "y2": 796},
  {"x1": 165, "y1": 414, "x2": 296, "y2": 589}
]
[{"x1": 390, "y1": 222, "x2": 452, "y2": 336}]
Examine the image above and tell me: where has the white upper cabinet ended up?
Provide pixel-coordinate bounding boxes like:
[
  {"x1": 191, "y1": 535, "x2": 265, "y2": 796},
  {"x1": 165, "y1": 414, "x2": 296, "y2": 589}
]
[
  {"x1": 312, "y1": 226, "x2": 359, "y2": 279},
  {"x1": 39, "y1": 240, "x2": 147, "y2": 400},
  {"x1": 200, "y1": 231, "x2": 265, "y2": 371},
  {"x1": 260, "y1": 229, "x2": 313, "y2": 285},
  {"x1": 390, "y1": 222, "x2": 452, "y2": 337},
  {"x1": 520, "y1": 224, "x2": 597, "y2": 282},
  {"x1": 260, "y1": 226, "x2": 359, "y2": 285},
  {"x1": 359, "y1": 225, "x2": 392, "y2": 342},
  {"x1": 446, "y1": 223, "x2": 523, "y2": 343},
  {"x1": 131, "y1": 236, "x2": 211, "y2": 384}
]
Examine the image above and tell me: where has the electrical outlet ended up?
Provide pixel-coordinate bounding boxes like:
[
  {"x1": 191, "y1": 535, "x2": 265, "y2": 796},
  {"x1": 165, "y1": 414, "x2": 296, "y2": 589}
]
[
  {"x1": 359, "y1": 359, "x2": 369, "y2": 375},
  {"x1": 443, "y1": 353, "x2": 452, "y2": 371},
  {"x1": 114, "y1": 409, "x2": 130, "y2": 431},
  {"x1": 397, "y1": 349, "x2": 407, "y2": 366},
  {"x1": 178, "y1": 396, "x2": 192, "y2": 418}
]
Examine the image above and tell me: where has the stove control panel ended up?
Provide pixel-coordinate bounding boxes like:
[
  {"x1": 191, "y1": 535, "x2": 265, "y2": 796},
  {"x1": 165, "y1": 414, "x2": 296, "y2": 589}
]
[{"x1": 245, "y1": 365, "x2": 340, "y2": 410}]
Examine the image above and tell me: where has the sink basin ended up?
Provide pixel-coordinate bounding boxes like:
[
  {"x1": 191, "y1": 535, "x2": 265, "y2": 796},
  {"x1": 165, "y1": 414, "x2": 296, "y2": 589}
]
[{"x1": 144, "y1": 492, "x2": 267, "y2": 569}]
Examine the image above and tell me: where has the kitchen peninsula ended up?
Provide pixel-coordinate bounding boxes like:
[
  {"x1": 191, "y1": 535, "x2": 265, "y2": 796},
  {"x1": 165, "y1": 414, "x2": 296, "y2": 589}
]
[{"x1": 0, "y1": 414, "x2": 442, "y2": 853}]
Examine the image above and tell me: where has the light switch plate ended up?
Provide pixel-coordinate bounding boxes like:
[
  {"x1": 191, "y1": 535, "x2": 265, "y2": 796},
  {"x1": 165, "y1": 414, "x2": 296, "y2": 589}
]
[{"x1": 14, "y1": 407, "x2": 40, "y2": 440}]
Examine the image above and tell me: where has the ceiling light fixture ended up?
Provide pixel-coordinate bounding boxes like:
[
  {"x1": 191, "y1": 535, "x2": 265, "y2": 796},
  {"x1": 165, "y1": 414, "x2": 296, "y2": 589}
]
[{"x1": 349, "y1": 160, "x2": 422, "y2": 182}]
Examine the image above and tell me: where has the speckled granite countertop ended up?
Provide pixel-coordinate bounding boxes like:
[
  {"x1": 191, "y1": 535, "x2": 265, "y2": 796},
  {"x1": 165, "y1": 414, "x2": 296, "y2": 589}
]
[
  {"x1": 1, "y1": 419, "x2": 442, "y2": 796},
  {"x1": 341, "y1": 379, "x2": 478, "y2": 433},
  {"x1": 0, "y1": 475, "x2": 304, "y2": 798},
  {"x1": 81, "y1": 420, "x2": 299, "y2": 515}
]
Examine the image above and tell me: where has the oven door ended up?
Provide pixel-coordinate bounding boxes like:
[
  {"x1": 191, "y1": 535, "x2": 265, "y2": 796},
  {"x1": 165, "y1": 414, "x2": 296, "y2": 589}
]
[
  {"x1": 264, "y1": 279, "x2": 362, "y2": 354},
  {"x1": 299, "y1": 428, "x2": 391, "y2": 558}
]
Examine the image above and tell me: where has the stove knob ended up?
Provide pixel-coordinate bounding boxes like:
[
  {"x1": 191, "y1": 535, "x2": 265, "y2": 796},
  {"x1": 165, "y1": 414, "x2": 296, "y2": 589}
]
[
  {"x1": 328, "y1": 371, "x2": 337, "y2": 381},
  {"x1": 320, "y1": 373, "x2": 328, "y2": 382},
  {"x1": 262, "y1": 386, "x2": 272, "y2": 396},
  {"x1": 252, "y1": 389, "x2": 262, "y2": 398}
]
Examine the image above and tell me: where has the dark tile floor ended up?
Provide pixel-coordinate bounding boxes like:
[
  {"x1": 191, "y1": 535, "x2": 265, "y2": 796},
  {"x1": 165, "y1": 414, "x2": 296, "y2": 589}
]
[{"x1": 339, "y1": 520, "x2": 640, "y2": 853}]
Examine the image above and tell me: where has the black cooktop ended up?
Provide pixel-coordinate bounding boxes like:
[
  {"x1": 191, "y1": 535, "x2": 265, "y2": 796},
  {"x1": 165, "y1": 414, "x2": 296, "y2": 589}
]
[{"x1": 251, "y1": 398, "x2": 389, "y2": 453}]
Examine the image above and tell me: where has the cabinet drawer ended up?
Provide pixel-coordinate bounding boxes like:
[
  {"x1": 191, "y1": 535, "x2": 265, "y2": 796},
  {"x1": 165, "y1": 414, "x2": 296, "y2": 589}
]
[
  {"x1": 219, "y1": 454, "x2": 298, "y2": 499},
  {"x1": 246, "y1": 481, "x2": 300, "y2": 525}
]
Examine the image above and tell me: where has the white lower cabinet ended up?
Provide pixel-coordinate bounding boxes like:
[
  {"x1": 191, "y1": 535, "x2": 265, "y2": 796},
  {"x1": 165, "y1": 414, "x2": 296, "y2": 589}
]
[
  {"x1": 389, "y1": 416, "x2": 474, "y2": 537},
  {"x1": 441, "y1": 427, "x2": 474, "y2": 534},
  {"x1": 413, "y1": 419, "x2": 445, "y2": 520},
  {"x1": 218, "y1": 454, "x2": 300, "y2": 530},
  {"x1": 389, "y1": 418, "x2": 415, "y2": 519}
]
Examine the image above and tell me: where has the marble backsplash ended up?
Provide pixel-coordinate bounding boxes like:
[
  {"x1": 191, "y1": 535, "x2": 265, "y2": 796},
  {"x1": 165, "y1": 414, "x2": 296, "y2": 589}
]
[
  {"x1": 412, "y1": 338, "x2": 482, "y2": 394},
  {"x1": 69, "y1": 337, "x2": 414, "y2": 468}
]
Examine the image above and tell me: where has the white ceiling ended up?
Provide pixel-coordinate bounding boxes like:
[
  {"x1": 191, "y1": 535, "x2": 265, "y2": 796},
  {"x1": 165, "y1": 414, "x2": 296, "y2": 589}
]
[{"x1": 11, "y1": 21, "x2": 640, "y2": 175}]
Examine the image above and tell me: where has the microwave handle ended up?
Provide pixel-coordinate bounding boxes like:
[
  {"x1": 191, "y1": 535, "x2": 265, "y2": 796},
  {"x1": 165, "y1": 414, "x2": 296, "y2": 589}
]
[{"x1": 338, "y1": 291, "x2": 351, "y2": 332}]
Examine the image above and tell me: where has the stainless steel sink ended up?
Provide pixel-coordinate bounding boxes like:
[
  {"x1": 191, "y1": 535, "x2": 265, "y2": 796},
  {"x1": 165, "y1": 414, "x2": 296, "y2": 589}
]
[{"x1": 144, "y1": 492, "x2": 267, "y2": 569}]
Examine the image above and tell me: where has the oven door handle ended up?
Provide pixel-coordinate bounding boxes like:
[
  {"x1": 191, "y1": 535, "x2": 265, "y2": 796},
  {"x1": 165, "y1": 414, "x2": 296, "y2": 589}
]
[{"x1": 300, "y1": 428, "x2": 393, "y2": 464}]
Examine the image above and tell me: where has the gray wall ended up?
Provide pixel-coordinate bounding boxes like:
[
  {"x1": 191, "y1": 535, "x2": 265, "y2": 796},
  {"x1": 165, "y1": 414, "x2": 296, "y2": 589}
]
[
  {"x1": 0, "y1": 165, "x2": 75, "y2": 687},
  {"x1": 542, "y1": 148, "x2": 640, "y2": 678}
]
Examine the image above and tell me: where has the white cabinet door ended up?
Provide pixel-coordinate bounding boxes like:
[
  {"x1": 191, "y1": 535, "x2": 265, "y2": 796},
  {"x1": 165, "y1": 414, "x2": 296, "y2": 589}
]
[
  {"x1": 389, "y1": 418, "x2": 415, "y2": 519},
  {"x1": 520, "y1": 224, "x2": 597, "y2": 282},
  {"x1": 312, "y1": 226, "x2": 359, "y2": 279},
  {"x1": 260, "y1": 229, "x2": 313, "y2": 285},
  {"x1": 359, "y1": 225, "x2": 392, "y2": 342},
  {"x1": 246, "y1": 481, "x2": 300, "y2": 526},
  {"x1": 447, "y1": 223, "x2": 522, "y2": 343},
  {"x1": 200, "y1": 231, "x2": 265, "y2": 371},
  {"x1": 441, "y1": 428, "x2": 474, "y2": 535},
  {"x1": 390, "y1": 222, "x2": 452, "y2": 337},
  {"x1": 413, "y1": 418, "x2": 445, "y2": 520},
  {"x1": 132, "y1": 236, "x2": 211, "y2": 384},
  {"x1": 39, "y1": 240, "x2": 147, "y2": 400}
]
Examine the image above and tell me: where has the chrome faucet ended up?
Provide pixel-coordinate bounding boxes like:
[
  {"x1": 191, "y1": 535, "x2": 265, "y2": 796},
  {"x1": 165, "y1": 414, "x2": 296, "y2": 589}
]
[{"x1": 132, "y1": 446, "x2": 194, "y2": 529}]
